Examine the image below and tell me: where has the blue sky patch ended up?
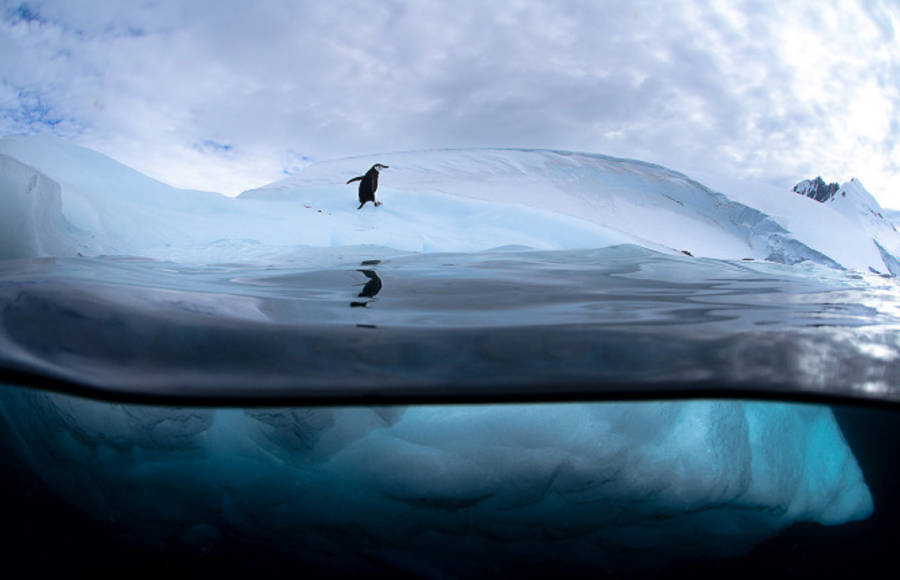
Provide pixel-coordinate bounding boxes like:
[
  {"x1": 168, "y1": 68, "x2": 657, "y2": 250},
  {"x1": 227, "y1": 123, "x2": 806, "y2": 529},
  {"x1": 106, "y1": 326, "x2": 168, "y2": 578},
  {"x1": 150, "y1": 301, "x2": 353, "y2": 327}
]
[
  {"x1": 0, "y1": 85, "x2": 74, "y2": 135},
  {"x1": 195, "y1": 139, "x2": 234, "y2": 154},
  {"x1": 7, "y1": 3, "x2": 45, "y2": 25}
]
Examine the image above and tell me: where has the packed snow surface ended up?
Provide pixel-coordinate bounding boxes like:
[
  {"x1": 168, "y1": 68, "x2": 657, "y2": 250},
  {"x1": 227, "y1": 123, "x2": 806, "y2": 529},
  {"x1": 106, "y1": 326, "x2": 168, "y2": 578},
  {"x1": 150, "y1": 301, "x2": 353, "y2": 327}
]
[{"x1": 1, "y1": 135, "x2": 898, "y2": 273}]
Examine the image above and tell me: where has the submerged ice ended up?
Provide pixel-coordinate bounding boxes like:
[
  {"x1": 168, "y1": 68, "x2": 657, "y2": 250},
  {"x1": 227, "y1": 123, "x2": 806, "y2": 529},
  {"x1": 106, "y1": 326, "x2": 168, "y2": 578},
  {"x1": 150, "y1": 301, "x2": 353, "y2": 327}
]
[
  {"x1": 0, "y1": 387, "x2": 874, "y2": 574},
  {"x1": 0, "y1": 135, "x2": 893, "y2": 572}
]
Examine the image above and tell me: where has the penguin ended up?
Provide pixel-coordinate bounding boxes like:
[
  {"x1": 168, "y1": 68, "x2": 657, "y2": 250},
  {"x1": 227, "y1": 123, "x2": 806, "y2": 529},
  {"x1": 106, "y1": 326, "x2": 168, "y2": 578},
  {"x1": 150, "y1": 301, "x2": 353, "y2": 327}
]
[{"x1": 347, "y1": 163, "x2": 389, "y2": 209}]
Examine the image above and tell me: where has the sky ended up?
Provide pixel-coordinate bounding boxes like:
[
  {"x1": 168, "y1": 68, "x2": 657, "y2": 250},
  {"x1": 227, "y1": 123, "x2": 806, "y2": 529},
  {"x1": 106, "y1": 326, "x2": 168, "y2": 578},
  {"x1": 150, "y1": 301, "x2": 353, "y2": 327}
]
[{"x1": 1, "y1": 0, "x2": 898, "y2": 208}]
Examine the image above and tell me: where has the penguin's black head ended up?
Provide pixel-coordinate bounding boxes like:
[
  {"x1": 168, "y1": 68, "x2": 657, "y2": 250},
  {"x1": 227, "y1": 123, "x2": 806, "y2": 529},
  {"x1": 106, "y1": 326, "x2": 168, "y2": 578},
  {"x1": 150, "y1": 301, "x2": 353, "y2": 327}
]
[{"x1": 372, "y1": 163, "x2": 389, "y2": 172}]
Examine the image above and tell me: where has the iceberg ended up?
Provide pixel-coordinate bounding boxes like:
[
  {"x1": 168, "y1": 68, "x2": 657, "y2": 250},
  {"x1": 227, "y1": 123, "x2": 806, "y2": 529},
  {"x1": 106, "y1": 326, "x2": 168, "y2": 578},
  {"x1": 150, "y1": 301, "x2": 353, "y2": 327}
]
[
  {"x1": 1, "y1": 134, "x2": 898, "y2": 272},
  {"x1": 0, "y1": 135, "x2": 889, "y2": 574},
  {"x1": 0, "y1": 387, "x2": 874, "y2": 575},
  {"x1": 0, "y1": 154, "x2": 74, "y2": 259}
]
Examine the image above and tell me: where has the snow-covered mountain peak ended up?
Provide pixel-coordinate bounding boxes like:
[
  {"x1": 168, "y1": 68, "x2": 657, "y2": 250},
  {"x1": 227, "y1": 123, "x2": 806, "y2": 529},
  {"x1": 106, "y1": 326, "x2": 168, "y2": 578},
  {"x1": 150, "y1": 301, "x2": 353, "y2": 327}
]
[
  {"x1": 789, "y1": 175, "x2": 899, "y2": 275},
  {"x1": 832, "y1": 178, "x2": 895, "y2": 228},
  {"x1": 794, "y1": 176, "x2": 893, "y2": 231}
]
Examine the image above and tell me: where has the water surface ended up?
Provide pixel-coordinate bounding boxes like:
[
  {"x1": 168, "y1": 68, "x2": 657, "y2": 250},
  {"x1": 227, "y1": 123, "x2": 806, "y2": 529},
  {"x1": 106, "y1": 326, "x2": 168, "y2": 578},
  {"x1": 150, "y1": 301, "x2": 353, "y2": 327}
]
[{"x1": 1, "y1": 245, "x2": 897, "y2": 405}]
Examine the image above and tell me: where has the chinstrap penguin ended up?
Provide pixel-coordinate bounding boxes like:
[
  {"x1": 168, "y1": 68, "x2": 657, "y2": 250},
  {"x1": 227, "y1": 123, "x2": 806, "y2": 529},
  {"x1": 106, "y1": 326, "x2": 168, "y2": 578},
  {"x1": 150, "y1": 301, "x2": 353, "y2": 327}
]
[{"x1": 347, "y1": 163, "x2": 389, "y2": 209}]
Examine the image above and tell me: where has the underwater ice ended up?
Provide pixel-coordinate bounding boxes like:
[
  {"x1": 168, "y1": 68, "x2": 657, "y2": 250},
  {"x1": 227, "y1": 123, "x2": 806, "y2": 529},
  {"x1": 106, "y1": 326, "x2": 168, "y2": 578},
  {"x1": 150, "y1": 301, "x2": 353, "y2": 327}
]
[
  {"x1": 0, "y1": 135, "x2": 887, "y2": 571},
  {"x1": 0, "y1": 389, "x2": 874, "y2": 573}
]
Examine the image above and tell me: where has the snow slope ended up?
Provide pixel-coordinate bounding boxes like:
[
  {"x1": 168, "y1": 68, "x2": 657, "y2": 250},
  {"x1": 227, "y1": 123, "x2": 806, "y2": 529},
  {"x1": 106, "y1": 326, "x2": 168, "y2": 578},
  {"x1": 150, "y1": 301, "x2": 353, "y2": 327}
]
[
  {"x1": 1, "y1": 135, "x2": 898, "y2": 273},
  {"x1": 692, "y1": 171, "x2": 900, "y2": 276},
  {"x1": 823, "y1": 178, "x2": 900, "y2": 275},
  {"x1": 243, "y1": 148, "x2": 844, "y2": 266}
]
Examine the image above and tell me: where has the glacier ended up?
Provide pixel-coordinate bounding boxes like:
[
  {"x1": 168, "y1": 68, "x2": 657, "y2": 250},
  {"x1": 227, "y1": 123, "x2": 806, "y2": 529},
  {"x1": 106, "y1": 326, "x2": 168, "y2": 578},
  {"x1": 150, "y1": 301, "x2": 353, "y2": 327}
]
[{"x1": 0, "y1": 134, "x2": 894, "y2": 574}]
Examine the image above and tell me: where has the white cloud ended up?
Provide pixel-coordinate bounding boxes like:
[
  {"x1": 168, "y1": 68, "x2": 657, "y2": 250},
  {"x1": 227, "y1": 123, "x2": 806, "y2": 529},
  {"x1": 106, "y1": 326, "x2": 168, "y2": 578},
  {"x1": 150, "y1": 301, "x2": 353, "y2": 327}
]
[{"x1": 0, "y1": 0, "x2": 898, "y2": 206}]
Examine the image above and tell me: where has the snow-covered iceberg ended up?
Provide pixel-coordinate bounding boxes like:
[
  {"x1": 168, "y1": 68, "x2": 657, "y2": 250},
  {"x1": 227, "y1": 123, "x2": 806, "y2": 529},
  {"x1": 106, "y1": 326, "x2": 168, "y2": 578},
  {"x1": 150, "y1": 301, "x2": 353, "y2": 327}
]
[
  {"x1": 0, "y1": 135, "x2": 890, "y2": 574},
  {"x1": 1, "y1": 134, "x2": 898, "y2": 273}
]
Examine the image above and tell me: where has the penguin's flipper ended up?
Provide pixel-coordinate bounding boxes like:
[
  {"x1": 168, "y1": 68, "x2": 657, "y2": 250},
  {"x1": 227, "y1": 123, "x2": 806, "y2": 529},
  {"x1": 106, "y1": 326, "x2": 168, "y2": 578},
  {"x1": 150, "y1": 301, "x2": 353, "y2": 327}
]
[
  {"x1": 357, "y1": 202, "x2": 365, "y2": 210},
  {"x1": 347, "y1": 176, "x2": 363, "y2": 184}
]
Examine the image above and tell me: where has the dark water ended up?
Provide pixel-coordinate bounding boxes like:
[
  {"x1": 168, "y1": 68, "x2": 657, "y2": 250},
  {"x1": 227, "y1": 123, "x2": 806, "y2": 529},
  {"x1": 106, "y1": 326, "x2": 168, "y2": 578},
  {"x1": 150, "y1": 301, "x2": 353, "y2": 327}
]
[
  {"x1": 1, "y1": 246, "x2": 899, "y2": 578},
  {"x1": 0, "y1": 245, "x2": 898, "y2": 405}
]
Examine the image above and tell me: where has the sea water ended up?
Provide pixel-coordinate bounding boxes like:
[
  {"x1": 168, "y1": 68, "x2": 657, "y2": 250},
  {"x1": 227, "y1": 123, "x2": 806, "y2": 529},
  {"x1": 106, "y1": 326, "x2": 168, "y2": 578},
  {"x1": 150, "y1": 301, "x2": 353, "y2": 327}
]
[
  {"x1": 0, "y1": 245, "x2": 898, "y2": 577},
  {"x1": 1, "y1": 244, "x2": 897, "y2": 403}
]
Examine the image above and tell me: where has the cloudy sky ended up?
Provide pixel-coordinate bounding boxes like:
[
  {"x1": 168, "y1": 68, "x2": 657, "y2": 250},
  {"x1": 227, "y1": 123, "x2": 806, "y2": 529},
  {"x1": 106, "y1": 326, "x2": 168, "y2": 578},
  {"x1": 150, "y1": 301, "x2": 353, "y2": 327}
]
[{"x1": 1, "y1": 1, "x2": 898, "y2": 207}]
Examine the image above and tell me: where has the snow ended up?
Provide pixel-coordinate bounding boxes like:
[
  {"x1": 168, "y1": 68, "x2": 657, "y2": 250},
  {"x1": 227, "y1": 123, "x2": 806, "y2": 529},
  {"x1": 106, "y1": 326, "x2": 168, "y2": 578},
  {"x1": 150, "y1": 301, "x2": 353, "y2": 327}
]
[
  {"x1": 0, "y1": 134, "x2": 886, "y2": 570},
  {"x1": 689, "y1": 170, "x2": 900, "y2": 276},
  {"x1": 2, "y1": 135, "x2": 899, "y2": 272},
  {"x1": 241, "y1": 148, "x2": 843, "y2": 265}
]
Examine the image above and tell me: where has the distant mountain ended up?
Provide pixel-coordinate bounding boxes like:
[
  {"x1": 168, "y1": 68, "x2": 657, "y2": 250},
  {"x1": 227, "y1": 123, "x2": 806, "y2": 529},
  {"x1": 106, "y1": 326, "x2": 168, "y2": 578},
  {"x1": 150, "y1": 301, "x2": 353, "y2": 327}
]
[
  {"x1": 794, "y1": 176, "x2": 840, "y2": 202},
  {"x1": 792, "y1": 176, "x2": 900, "y2": 275}
]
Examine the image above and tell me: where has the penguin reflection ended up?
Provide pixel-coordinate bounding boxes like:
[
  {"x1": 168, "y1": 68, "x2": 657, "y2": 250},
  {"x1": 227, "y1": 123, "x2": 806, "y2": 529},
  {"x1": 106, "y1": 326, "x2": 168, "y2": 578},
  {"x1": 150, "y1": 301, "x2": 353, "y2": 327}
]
[{"x1": 350, "y1": 269, "x2": 382, "y2": 307}]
